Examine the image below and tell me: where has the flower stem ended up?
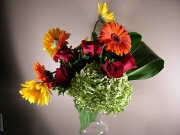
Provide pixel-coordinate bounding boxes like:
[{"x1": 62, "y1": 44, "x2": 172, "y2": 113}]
[
  {"x1": 51, "y1": 71, "x2": 56, "y2": 74},
  {"x1": 91, "y1": 20, "x2": 99, "y2": 40},
  {"x1": 93, "y1": 20, "x2": 99, "y2": 33}
]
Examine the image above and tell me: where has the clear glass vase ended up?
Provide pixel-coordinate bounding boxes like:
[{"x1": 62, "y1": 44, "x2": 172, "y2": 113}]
[{"x1": 80, "y1": 113, "x2": 108, "y2": 135}]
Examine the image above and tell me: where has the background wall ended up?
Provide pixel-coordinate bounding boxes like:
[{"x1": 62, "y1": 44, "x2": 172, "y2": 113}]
[{"x1": 0, "y1": 0, "x2": 180, "y2": 135}]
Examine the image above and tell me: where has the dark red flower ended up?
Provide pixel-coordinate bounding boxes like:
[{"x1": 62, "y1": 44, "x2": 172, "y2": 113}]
[
  {"x1": 122, "y1": 53, "x2": 137, "y2": 72},
  {"x1": 55, "y1": 47, "x2": 77, "y2": 63},
  {"x1": 81, "y1": 40, "x2": 102, "y2": 57},
  {"x1": 102, "y1": 60, "x2": 124, "y2": 78},
  {"x1": 55, "y1": 66, "x2": 71, "y2": 87}
]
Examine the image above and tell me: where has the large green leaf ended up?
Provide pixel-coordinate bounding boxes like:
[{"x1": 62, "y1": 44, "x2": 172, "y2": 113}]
[
  {"x1": 129, "y1": 32, "x2": 142, "y2": 53},
  {"x1": 127, "y1": 41, "x2": 164, "y2": 80},
  {"x1": 77, "y1": 107, "x2": 98, "y2": 132}
]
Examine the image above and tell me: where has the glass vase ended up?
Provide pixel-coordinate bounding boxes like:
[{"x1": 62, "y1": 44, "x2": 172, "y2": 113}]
[{"x1": 80, "y1": 113, "x2": 108, "y2": 135}]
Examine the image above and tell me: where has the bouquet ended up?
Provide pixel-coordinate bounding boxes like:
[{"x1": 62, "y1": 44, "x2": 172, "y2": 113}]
[{"x1": 19, "y1": 2, "x2": 164, "y2": 132}]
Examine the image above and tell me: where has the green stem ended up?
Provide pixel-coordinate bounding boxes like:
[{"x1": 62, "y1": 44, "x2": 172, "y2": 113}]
[
  {"x1": 91, "y1": 20, "x2": 99, "y2": 40},
  {"x1": 51, "y1": 71, "x2": 56, "y2": 74},
  {"x1": 93, "y1": 20, "x2": 99, "y2": 33}
]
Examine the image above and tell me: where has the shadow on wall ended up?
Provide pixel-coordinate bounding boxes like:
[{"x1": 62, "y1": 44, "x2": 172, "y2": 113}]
[{"x1": 0, "y1": 1, "x2": 53, "y2": 135}]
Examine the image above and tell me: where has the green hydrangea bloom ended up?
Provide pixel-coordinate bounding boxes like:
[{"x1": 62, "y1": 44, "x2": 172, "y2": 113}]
[{"x1": 67, "y1": 62, "x2": 133, "y2": 115}]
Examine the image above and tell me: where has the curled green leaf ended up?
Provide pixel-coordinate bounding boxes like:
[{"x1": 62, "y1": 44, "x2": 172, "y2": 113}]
[
  {"x1": 129, "y1": 32, "x2": 142, "y2": 53},
  {"x1": 127, "y1": 41, "x2": 164, "y2": 80}
]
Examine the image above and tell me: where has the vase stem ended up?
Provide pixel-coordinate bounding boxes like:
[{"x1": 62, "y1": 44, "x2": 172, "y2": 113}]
[
  {"x1": 94, "y1": 113, "x2": 102, "y2": 122},
  {"x1": 80, "y1": 113, "x2": 108, "y2": 135}
]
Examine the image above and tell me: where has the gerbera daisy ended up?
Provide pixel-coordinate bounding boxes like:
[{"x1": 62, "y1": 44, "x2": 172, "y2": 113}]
[
  {"x1": 34, "y1": 62, "x2": 54, "y2": 88},
  {"x1": 19, "y1": 80, "x2": 51, "y2": 105},
  {"x1": 57, "y1": 31, "x2": 70, "y2": 48},
  {"x1": 43, "y1": 28, "x2": 70, "y2": 59},
  {"x1": 98, "y1": 22, "x2": 131, "y2": 56},
  {"x1": 98, "y1": 2, "x2": 115, "y2": 23},
  {"x1": 52, "y1": 31, "x2": 71, "y2": 62},
  {"x1": 34, "y1": 62, "x2": 49, "y2": 82}
]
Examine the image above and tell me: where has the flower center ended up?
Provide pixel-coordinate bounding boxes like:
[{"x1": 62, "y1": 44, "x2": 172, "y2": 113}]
[
  {"x1": 52, "y1": 38, "x2": 59, "y2": 48},
  {"x1": 111, "y1": 34, "x2": 121, "y2": 43}
]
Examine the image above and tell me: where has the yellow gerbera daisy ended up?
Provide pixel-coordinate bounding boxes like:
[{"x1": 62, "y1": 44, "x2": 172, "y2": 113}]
[
  {"x1": 43, "y1": 28, "x2": 70, "y2": 58},
  {"x1": 98, "y1": 2, "x2": 115, "y2": 23},
  {"x1": 19, "y1": 80, "x2": 51, "y2": 106}
]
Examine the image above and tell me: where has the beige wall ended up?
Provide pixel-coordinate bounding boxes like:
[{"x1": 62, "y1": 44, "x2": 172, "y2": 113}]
[{"x1": 0, "y1": 0, "x2": 180, "y2": 135}]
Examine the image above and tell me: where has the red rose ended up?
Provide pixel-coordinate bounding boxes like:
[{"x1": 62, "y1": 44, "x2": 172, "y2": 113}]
[
  {"x1": 102, "y1": 60, "x2": 124, "y2": 78},
  {"x1": 55, "y1": 47, "x2": 77, "y2": 63},
  {"x1": 81, "y1": 40, "x2": 102, "y2": 57},
  {"x1": 55, "y1": 66, "x2": 71, "y2": 87},
  {"x1": 122, "y1": 53, "x2": 137, "y2": 72}
]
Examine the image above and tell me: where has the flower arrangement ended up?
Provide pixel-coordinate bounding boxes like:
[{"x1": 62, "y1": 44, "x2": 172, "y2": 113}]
[{"x1": 19, "y1": 2, "x2": 164, "y2": 132}]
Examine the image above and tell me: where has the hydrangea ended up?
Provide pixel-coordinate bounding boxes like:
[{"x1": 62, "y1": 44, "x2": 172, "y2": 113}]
[{"x1": 67, "y1": 62, "x2": 133, "y2": 115}]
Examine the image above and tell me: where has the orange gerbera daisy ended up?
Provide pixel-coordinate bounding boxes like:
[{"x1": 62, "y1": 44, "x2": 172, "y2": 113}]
[
  {"x1": 43, "y1": 28, "x2": 70, "y2": 59},
  {"x1": 34, "y1": 62, "x2": 53, "y2": 88},
  {"x1": 98, "y1": 22, "x2": 131, "y2": 56},
  {"x1": 53, "y1": 31, "x2": 71, "y2": 62},
  {"x1": 34, "y1": 62, "x2": 48, "y2": 82},
  {"x1": 57, "y1": 31, "x2": 70, "y2": 48}
]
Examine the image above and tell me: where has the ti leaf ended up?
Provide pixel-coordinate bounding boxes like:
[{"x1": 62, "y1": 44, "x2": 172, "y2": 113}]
[
  {"x1": 127, "y1": 41, "x2": 164, "y2": 80},
  {"x1": 129, "y1": 32, "x2": 142, "y2": 53},
  {"x1": 77, "y1": 107, "x2": 98, "y2": 132}
]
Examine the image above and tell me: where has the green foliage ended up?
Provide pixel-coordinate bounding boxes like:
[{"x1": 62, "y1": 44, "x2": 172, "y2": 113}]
[
  {"x1": 127, "y1": 41, "x2": 164, "y2": 80},
  {"x1": 67, "y1": 62, "x2": 133, "y2": 115},
  {"x1": 129, "y1": 32, "x2": 142, "y2": 53},
  {"x1": 53, "y1": 86, "x2": 67, "y2": 95},
  {"x1": 77, "y1": 107, "x2": 98, "y2": 132},
  {"x1": 91, "y1": 32, "x2": 98, "y2": 40}
]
